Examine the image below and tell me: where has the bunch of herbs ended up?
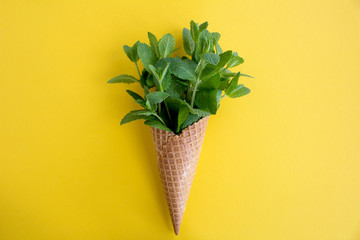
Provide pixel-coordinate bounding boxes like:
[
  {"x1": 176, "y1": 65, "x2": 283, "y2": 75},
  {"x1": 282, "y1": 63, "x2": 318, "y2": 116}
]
[{"x1": 108, "y1": 20, "x2": 253, "y2": 134}]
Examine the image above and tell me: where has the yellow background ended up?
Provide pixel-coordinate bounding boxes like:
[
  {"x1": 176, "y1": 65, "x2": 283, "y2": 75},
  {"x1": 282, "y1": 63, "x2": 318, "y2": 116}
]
[{"x1": 1, "y1": 0, "x2": 360, "y2": 239}]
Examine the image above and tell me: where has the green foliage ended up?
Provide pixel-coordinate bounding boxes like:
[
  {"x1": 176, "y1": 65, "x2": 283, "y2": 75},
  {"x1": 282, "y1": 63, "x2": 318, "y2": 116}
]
[
  {"x1": 123, "y1": 41, "x2": 140, "y2": 62},
  {"x1": 148, "y1": 32, "x2": 160, "y2": 58},
  {"x1": 144, "y1": 116, "x2": 172, "y2": 132},
  {"x1": 137, "y1": 43, "x2": 158, "y2": 72},
  {"x1": 165, "y1": 57, "x2": 196, "y2": 82},
  {"x1": 108, "y1": 74, "x2": 138, "y2": 84},
  {"x1": 120, "y1": 109, "x2": 155, "y2": 125},
  {"x1": 109, "y1": 20, "x2": 253, "y2": 134},
  {"x1": 126, "y1": 90, "x2": 143, "y2": 100},
  {"x1": 202, "y1": 52, "x2": 220, "y2": 65},
  {"x1": 159, "y1": 33, "x2": 175, "y2": 58},
  {"x1": 146, "y1": 91, "x2": 169, "y2": 104},
  {"x1": 183, "y1": 28, "x2": 195, "y2": 55}
]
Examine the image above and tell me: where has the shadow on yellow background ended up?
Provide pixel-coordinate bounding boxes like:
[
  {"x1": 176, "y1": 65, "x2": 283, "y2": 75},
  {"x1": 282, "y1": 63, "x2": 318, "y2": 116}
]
[{"x1": 1, "y1": 0, "x2": 360, "y2": 239}]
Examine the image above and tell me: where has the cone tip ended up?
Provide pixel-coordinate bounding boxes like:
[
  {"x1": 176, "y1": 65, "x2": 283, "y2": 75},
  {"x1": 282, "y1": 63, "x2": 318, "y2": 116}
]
[{"x1": 174, "y1": 226, "x2": 180, "y2": 235}]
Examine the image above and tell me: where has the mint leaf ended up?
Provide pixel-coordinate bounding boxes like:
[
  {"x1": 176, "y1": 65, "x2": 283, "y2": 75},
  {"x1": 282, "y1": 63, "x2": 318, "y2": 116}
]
[
  {"x1": 183, "y1": 28, "x2": 195, "y2": 55},
  {"x1": 145, "y1": 74, "x2": 155, "y2": 88},
  {"x1": 108, "y1": 74, "x2": 138, "y2": 84},
  {"x1": 166, "y1": 79, "x2": 188, "y2": 98},
  {"x1": 184, "y1": 59, "x2": 197, "y2": 70},
  {"x1": 161, "y1": 68, "x2": 172, "y2": 91},
  {"x1": 228, "y1": 86, "x2": 250, "y2": 98},
  {"x1": 225, "y1": 72, "x2": 240, "y2": 95},
  {"x1": 202, "y1": 52, "x2": 220, "y2": 65},
  {"x1": 195, "y1": 30, "x2": 211, "y2": 61},
  {"x1": 201, "y1": 50, "x2": 232, "y2": 80},
  {"x1": 190, "y1": 107, "x2": 211, "y2": 117},
  {"x1": 190, "y1": 20, "x2": 199, "y2": 42},
  {"x1": 198, "y1": 73, "x2": 220, "y2": 90},
  {"x1": 144, "y1": 117, "x2": 172, "y2": 132},
  {"x1": 134, "y1": 99, "x2": 149, "y2": 109},
  {"x1": 137, "y1": 43, "x2": 158, "y2": 72},
  {"x1": 227, "y1": 56, "x2": 244, "y2": 68},
  {"x1": 123, "y1": 45, "x2": 133, "y2": 62},
  {"x1": 148, "y1": 32, "x2": 160, "y2": 58},
  {"x1": 165, "y1": 97, "x2": 190, "y2": 133},
  {"x1": 177, "y1": 105, "x2": 190, "y2": 132},
  {"x1": 194, "y1": 89, "x2": 218, "y2": 114},
  {"x1": 215, "y1": 42, "x2": 222, "y2": 54},
  {"x1": 120, "y1": 109, "x2": 154, "y2": 125},
  {"x1": 211, "y1": 32, "x2": 221, "y2": 43},
  {"x1": 159, "y1": 33, "x2": 175, "y2": 58},
  {"x1": 166, "y1": 57, "x2": 196, "y2": 82},
  {"x1": 131, "y1": 41, "x2": 140, "y2": 62},
  {"x1": 126, "y1": 90, "x2": 143, "y2": 100},
  {"x1": 217, "y1": 50, "x2": 233, "y2": 68},
  {"x1": 240, "y1": 73, "x2": 254, "y2": 78},
  {"x1": 181, "y1": 113, "x2": 201, "y2": 129},
  {"x1": 219, "y1": 77, "x2": 230, "y2": 90},
  {"x1": 199, "y1": 21, "x2": 208, "y2": 32},
  {"x1": 146, "y1": 91, "x2": 169, "y2": 104}
]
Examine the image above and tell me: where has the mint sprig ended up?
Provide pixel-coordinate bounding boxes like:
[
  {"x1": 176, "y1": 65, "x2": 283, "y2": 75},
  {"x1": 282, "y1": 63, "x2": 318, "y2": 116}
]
[{"x1": 108, "y1": 20, "x2": 253, "y2": 134}]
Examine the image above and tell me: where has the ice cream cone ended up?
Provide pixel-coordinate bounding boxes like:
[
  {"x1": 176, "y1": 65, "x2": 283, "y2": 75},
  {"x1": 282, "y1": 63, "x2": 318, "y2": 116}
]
[{"x1": 150, "y1": 116, "x2": 209, "y2": 235}]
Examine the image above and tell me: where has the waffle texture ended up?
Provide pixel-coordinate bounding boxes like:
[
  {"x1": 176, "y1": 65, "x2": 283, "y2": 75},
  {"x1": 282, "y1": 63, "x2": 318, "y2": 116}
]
[{"x1": 150, "y1": 116, "x2": 209, "y2": 235}]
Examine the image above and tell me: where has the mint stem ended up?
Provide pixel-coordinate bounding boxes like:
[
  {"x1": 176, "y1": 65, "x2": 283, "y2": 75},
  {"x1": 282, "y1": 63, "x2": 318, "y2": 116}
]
[
  {"x1": 134, "y1": 62, "x2": 141, "y2": 78},
  {"x1": 190, "y1": 79, "x2": 200, "y2": 107}
]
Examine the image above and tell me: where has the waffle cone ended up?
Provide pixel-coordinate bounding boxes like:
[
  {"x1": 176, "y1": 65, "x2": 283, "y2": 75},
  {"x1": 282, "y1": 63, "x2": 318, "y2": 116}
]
[{"x1": 150, "y1": 116, "x2": 209, "y2": 235}]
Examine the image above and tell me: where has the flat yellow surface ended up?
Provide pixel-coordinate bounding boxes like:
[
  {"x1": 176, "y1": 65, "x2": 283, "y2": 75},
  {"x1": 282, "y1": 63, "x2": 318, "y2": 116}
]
[{"x1": 1, "y1": 0, "x2": 360, "y2": 239}]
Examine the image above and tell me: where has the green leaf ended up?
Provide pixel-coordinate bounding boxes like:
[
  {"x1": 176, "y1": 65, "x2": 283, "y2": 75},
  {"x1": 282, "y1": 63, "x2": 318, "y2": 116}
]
[
  {"x1": 190, "y1": 107, "x2": 211, "y2": 117},
  {"x1": 166, "y1": 79, "x2": 188, "y2": 98},
  {"x1": 181, "y1": 113, "x2": 201, "y2": 129},
  {"x1": 145, "y1": 74, "x2": 155, "y2": 88},
  {"x1": 146, "y1": 91, "x2": 169, "y2": 104},
  {"x1": 219, "y1": 77, "x2": 230, "y2": 90},
  {"x1": 198, "y1": 73, "x2": 220, "y2": 90},
  {"x1": 135, "y1": 99, "x2": 148, "y2": 109},
  {"x1": 190, "y1": 20, "x2": 199, "y2": 42},
  {"x1": 202, "y1": 52, "x2": 220, "y2": 65},
  {"x1": 131, "y1": 41, "x2": 140, "y2": 62},
  {"x1": 165, "y1": 97, "x2": 191, "y2": 133},
  {"x1": 195, "y1": 30, "x2": 211, "y2": 61},
  {"x1": 184, "y1": 59, "x2": 197, "y2": 70},
  {"x1": 120, "y1": 109, "x2": 154, "y2": 125},
  {"x1": 201, "y1": 50, "x2": 232, "y2": 80},
  {"x1": 215, "y1": 43, "x2": 222, "y2": 54},
  {"x1": 225, "y1": 72, "x2": 240, "y2": 95},
  {"x1": 240, "y1": 73, "x2": 254, "y2": 78},
  {"x1": 199, "y1": 21, "x2": 208, "y2": 32},
  {"x1": 227, "y1": 56, "x2": 244, "y2": 68},
  {"x1": 194, "y1": 89, "x2": 218, "y2": 114},
  {"x1": 228, "y1": 86, "x2": 250, "y2": 98},
  {"x1": 148, "y1": 32, "x2": 160, "y2": 58},
  {"x1": 161, "y1": 68, "x2": 172, "y2": 91},
  {"x1": 222, "y1": 71, "x2": 237, "y2": 77},
  {"x1": 217, "y1": 50, "x2": 233, "y2": 68},
  {"x1": 137, "y1": 43, "x2": 158, "y2": 72},
  {"x1": 216, "y1": 89, "x2": 222, "y2": 108},
  {"x1": 211, "y1": 32, "x2": 221, "y2": 43},
  {"x1": 159, "y1": 33, "x2": 175, "y2": 58},
  {"x1": 148, "y1": 65, "x2": 160, "y2": 80},
  {"x1": 166, "y1": 57, "x2": 196, "y2": 82},
  {"x1": 108, "y1": 74, "x2": 138, "y2": 84},
  {"x1": 177, "y1": 105, "x2": 190, "y2": 132},
  {"x1": 183, "y1": 28, "x2": 195, "y2": 55},
  {"x1": 123, "y1": 45, "x2": 133, "y2": 61},
  {"x1": 144, "y1": 117, "x2": 172, "y2": 132},
  {"x1": 126, "y1": 90, "x2": 143, "y2": 100}
]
